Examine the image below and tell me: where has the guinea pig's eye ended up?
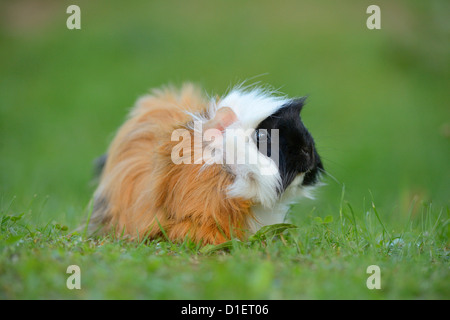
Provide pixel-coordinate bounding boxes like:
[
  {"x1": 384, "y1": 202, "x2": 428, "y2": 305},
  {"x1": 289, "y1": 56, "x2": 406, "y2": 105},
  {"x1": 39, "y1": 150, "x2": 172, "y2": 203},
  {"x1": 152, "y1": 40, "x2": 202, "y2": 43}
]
[{"x1": 253, "y1": 129, "x2": 269, "y2": 143}]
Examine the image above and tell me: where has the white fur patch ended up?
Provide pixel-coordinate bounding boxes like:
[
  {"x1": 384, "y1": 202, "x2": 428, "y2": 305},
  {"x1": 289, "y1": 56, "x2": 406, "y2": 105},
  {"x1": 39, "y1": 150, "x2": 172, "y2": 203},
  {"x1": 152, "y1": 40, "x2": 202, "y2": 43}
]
[
  {"x1": 213, "y1": 86, "x2": 289, "y2": 130},
  {"x1": 214, "y1": 87, "x2": 288, "y2": 207},
  {"x1": 246, "y1": 174, "x2": 320, "y2": 233},
  {"x1": 187, "y1": 86, "x2": 289, "y2": 207}
]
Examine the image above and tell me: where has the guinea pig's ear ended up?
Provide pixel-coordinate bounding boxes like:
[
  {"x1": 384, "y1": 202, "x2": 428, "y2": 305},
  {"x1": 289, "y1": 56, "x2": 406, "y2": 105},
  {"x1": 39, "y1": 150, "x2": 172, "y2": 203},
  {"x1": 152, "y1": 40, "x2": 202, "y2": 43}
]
[
  {"x1": 204, "y1": 107, "x2": 238, "y2": 132},
  {"x1": 288, "y1": 97, "x2": 307, "y2": 114}
]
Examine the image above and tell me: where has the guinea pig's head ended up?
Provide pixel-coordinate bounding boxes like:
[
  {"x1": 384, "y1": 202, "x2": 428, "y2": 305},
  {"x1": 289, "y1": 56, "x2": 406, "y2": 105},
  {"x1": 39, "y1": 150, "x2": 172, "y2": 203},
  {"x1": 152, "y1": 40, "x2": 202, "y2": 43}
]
[
  {"x1": 199, "y1": 86, "x2": 324, "y2": 208},
  {"x1": 254, "y1": 98, "x2": 324, "y2": 193}
]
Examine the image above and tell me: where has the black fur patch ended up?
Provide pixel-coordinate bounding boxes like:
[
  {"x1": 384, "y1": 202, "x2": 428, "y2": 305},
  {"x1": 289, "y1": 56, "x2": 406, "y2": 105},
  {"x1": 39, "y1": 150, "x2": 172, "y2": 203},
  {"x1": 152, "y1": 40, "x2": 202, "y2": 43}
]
[{"x1": 254, "y1": 98, "x2": 323, "y2": 192}]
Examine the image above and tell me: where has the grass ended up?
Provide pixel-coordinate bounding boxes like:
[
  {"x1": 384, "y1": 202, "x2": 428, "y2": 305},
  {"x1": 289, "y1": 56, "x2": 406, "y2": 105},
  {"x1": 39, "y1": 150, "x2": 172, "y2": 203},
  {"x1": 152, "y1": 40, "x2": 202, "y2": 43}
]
[
  {"x1": 0, "y1": 194, "x2": 448, "y2": 299},
  {"x1": 0, "y1": 0, "x2": 449, "y2": 299}
]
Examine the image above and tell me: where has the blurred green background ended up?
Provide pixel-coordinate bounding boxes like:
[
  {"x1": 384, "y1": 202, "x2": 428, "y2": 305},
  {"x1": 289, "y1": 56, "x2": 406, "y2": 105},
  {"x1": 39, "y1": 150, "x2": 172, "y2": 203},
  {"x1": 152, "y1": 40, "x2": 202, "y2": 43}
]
[{"x1": 0, "y1": 0, "x2": 449, "y2": 227}]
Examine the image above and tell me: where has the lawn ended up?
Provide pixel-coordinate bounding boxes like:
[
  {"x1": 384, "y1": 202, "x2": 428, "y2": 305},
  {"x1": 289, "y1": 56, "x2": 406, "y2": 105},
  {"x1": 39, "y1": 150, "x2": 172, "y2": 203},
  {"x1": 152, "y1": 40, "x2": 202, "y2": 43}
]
[{"x1": 0, "y1": 0, "x2": 448, "y2": 300}]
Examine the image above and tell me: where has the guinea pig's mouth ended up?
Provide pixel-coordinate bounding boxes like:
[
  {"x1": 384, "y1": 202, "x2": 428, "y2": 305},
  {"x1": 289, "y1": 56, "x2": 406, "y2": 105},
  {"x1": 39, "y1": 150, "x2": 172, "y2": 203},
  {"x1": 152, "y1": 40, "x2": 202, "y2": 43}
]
[{"x1": 301, "y1": 164, "x2": 322, "y2": 186}]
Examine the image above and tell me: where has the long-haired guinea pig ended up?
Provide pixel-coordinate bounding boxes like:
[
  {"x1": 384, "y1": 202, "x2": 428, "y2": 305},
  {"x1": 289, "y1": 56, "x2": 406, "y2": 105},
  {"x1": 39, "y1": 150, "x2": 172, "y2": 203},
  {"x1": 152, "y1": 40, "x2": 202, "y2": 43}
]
[{"x1": 86, "y1": 83, "x2": 323, "y2": 244}]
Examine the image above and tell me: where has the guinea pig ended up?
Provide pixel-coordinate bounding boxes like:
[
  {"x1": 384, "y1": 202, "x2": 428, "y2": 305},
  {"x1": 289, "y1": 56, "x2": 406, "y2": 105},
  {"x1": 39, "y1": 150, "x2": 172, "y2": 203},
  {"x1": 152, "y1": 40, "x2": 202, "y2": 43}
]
[{"x1": 86, "y1": 83, "x2": 323, "y2": 244}]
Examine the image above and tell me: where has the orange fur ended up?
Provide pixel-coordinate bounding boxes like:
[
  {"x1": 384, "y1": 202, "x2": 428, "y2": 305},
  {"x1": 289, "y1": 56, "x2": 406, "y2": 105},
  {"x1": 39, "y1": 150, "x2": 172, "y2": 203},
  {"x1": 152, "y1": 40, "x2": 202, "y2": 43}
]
[{"x1": 88, "y1": 84, "x2": 253, "y2": 244}]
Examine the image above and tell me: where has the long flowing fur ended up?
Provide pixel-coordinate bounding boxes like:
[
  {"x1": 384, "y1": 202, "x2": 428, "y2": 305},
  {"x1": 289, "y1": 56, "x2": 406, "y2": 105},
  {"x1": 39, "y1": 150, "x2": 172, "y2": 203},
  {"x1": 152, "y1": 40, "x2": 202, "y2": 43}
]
[{"x1": 87, "y1": 84, "x2": 253, "y2": 244}]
